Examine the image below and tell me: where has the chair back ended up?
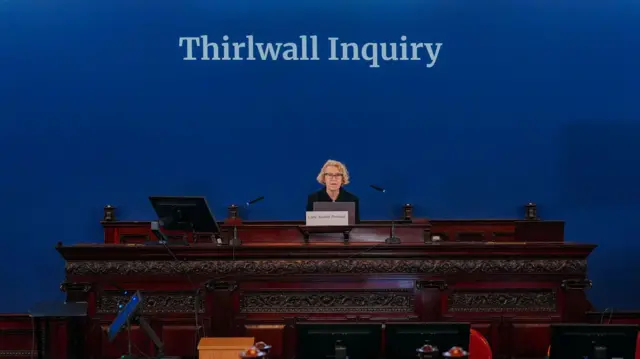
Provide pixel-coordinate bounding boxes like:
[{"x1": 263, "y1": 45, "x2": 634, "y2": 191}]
[{"x1": 469, "y1": 328, "x2": 492, "y2": 359}]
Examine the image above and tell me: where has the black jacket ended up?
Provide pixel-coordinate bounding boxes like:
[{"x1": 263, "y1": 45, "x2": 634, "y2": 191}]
[{"x1": 306, "y1": 187, "x2": 360, "y2": 223}]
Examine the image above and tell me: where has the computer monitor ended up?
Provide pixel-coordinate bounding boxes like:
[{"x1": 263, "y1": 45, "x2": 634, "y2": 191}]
[
  {"x1": 385, "y1": 322, "x2": 471, "y2": 359},
  {"x1": 107, "y1": 291, "x2": 143, "y2": 342},
  {"x1": 313, "y1": 202, "x2": 356, "y2": 225},
  {"x1": 296, "y1": 323, "x2": 382, "y2": 359},
  {"x1": 549, "y1": 324, "x2": 639, "y2": 359},
  {"x1": 149, "y1": 196, "x2": 220, "y2": 233}
]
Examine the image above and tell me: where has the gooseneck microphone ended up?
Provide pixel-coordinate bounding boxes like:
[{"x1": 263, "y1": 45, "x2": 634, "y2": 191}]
[
  {"x1": 246, "y1": 196, "x2": 265, "y2": 206},
  {"x1": 369, "y1": 184, "x2": 401, "y2": 244},
  {"x1": 231, "y1": 196, "x2": 266, "y2": 247}
]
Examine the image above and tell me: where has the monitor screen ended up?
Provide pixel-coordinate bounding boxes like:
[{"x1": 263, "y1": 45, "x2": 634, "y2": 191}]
[
  {"x1": 549, "y1": 324, "x2": 639, "y2": 359},
  {"x1": 149, "y1": 196, "x2": 220, "y2": 233},
  {"x1": 107, "y1": 291, "x2": 144, "y2": 342},
  {"x1": 312, "y1": 201, "x2": 356, "y2": 225},
  {"x1": 385, "y1": 322, "x2": 471, "y2": 359},
  {"x1": 296, "y1": 323, "x2": 382, "y2": 359}
]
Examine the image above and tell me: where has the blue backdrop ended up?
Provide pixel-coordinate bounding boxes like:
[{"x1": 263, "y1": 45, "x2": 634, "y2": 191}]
[{"x1": 1, "y1": 0, "x2": 639, "y2": 313}]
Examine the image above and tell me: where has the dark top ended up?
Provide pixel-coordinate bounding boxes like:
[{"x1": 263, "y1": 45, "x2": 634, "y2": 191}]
[{"x1": 306, "y1": 187, "x2": 360, "y2": 223}]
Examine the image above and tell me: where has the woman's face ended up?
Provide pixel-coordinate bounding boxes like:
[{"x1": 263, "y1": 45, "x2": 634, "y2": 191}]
[{"x1": 324, "y1": 165, "x2": 343, "y2": 191}]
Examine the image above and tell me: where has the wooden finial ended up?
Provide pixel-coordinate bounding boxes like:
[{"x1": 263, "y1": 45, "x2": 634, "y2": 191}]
[
  {"x1": 103, "y1": 205, "x2": 116, "y2": 221},
  {"x1": 524, "y1": 202, "x2": 538, "y2": 220},
  {"x1": 403, "y1": 204, "x2": 414, "y2": 220},
  {"x1": 228, "y1": 204, "x2": 239, "y2": 220}
]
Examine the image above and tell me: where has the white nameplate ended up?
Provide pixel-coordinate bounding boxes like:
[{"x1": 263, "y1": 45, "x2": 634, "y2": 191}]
[{"x1": 305, "y1": 211, "x2": 349, "y2": 226}]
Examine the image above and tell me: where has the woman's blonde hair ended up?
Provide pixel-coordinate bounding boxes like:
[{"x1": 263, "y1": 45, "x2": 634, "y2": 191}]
[{"x1": 316, "y1": 159, "x2": 350, "y2": 185}]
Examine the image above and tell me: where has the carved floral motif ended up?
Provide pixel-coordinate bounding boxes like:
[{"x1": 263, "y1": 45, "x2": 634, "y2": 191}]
[
  {"x1": 97, "y1": 292, "x2": 205, "y2": 314},
  {"x1": 0, "y1": 350, "x2": 34, "y2": 357},
  {"x1": 66, "y1": 259, "x2": 586, "y2": 276},
  {"x1": 447, "y1": 290, "x2": 556, "y2": 312},
  {"x1": 241, "y1": 290, "x2": 414, "y2": 313}
]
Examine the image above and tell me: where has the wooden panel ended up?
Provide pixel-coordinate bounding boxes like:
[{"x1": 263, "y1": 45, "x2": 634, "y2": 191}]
[
  {"x1": 515, "y1": 221, "x2": 564, "y2": 242},
  {"x1": 119, "y1": 234, "x2": 148, "y2": 244},
  {"x1": 456, "y1": 232, "x2": 485, "y2": 242},
  {"x1": 0, "y1": 315, "x2": 47, "y2": 359},
  {"x1": 239, "y1": 289, "x2": 415, "y2": 313},
  {"x1": 56, "y1": 239, "x2": 595, "y2": 359},
  {"x1": 0, "y1": 329, "x2": 32, "y2": 357},
  {"x1": 46, "y1": 210, "x2": 593, "y2": 359},
  {"x1": 100, "y1": 324, "x2": 150, "y2": 358},
  {"x1": 100, "y1": 216, "x2": 563, "y2": 245},
  {"x1": 492, "y1": 232, "x2": 515, "y2": 242},
  {"x1": 446, "y1": 290, "x2": 557, "y2": 314},
  {"x1": 510, "y1": 323, "x2": 552, "y2": 358},
  {"x1": 160, "y1": 324, "x2": 200, "y2": 358}
]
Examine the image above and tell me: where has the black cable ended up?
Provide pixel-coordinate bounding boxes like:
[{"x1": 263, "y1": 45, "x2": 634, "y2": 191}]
[
  {"x1": 346, "y1": 241, "x2": 386, "y2": 259},
  {"x1": 162, "y1": 242, "x2": 238, "y2": 357},
  {"x1": 600, "y1": 308, "x2": 610, "y2": 324},
  {"x1": 30, "y1": 317, "x2": 35, "y2": 359},
  {"x1": 161, "y1": 242, "x2": 205, "y2": 357},
  {"x1": 132, "y1": 341, "x2": 153, "y2": 359},
  {"x1": 598, "y1": 308, "x2": 615, "y2": 324}
]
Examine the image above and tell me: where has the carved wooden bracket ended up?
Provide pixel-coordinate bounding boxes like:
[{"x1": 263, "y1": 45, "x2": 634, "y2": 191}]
[
  {"x1": 281, "y1": 315, "x2": 306, "y2": 328},
  {"x1": 561, "y1": 279, "x2": 592, "y2": 290},
  {"x1": 205, "y1": 280, "x2": 238, "y2": 292},
  {"x1": 60, "y1": 282, "x2": 92, "y2": 293},
  {"x1": 60, "y1": 282, "x2": 92, "y2": 303},
  {"x1": 416, "y1": 280, "x2": 448, "y2": 291},
  {"x1": 299, "y1": 226, "x2": 352, "y2": 244}
]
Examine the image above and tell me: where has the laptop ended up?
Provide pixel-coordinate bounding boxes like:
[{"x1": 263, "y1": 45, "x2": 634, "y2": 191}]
[{"x1": 313, "y1": 202, "x2": 356, "y2": 225}]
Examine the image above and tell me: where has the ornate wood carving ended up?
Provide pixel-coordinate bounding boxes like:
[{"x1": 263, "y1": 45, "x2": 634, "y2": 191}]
[
  {"x1": 0, "y1": 350, "x2": 34, "y2": 357},
  {"x1": 66, "y1": 258, "x2": 586, "y2": 276},
  {"x1": 96, "y1": 292, "x2": 205, "y2": 314},
  {"x1": 240, "y1": 289, "x2": 414, "y2": 313},
  {"x1": 447, "y1": 290, "x2": 556, "y2": 312}
]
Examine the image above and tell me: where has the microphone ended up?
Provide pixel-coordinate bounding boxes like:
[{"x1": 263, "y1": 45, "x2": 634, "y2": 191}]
[
  {"x1": 369, "y1": 185, "x2": 401, "y2": 244},
  {"x1": 246, "y1": 196, "x2": 265, "y2": 206},
  {"x1": 231, "y1": 195, "x2": 265, "y2": 247}
]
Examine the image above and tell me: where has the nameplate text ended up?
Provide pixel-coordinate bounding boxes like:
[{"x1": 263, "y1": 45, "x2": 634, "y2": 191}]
[{"x1": 305, "y1": 211, "x2": 349, "y2": 226}]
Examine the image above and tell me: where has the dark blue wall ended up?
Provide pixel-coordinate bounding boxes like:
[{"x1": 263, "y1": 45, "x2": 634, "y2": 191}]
[{"x1": 1, "y1": 0, "x2": 639, "y2": 313}]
